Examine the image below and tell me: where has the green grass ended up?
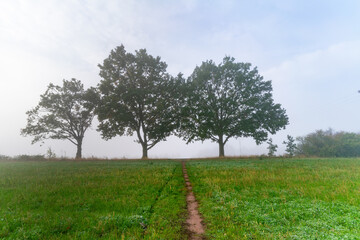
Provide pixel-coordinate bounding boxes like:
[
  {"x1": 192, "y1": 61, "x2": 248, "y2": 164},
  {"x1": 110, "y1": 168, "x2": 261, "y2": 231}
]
[
  {"x1": 187, "y1": 158, "x2": 360, "y2": 239},
  {"x1": 0, "y1": 160, "x2": 186, "y2": 239},
  {"x1": 3, "y1": 157, "x2": 360, "y2": 239}
]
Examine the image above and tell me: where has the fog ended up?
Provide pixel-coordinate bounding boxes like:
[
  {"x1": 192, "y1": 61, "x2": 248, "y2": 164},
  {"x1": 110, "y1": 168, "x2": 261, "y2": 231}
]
[{"x1": 1, "y1": 0, "x2": 360, "y2": 158}]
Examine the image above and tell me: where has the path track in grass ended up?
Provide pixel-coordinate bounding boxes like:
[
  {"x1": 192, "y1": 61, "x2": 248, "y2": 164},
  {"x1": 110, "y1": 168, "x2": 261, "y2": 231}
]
[{"x1": 182, "y1": 161, "x2": 205, "y2": 240}]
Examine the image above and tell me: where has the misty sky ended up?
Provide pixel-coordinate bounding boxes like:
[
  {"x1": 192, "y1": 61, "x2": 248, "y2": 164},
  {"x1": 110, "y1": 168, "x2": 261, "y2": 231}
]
[{"x1": 1, "y1": 0, "x2": 360, "y2": 158}]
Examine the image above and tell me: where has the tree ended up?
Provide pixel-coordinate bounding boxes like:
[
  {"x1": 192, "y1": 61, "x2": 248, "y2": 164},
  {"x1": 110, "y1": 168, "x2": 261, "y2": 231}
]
[
  {"x1": 21, "y1": 79, "x2": 99, "y2": 159},
  {"x1": 283, "y1": 135, "x2": 297, "y2": 157},
  {"x1": 296, "y1": 129, "x2": 360, "y2": 157},
  {"x1": 296, "y1": 129, "x2": 336, "y2": 157},
  {"x1": 267, "y1": 138, "x2": 278, "y2": 157},
  {"x1": 180, "y1": 56, "x2": 288, "y2": 157},
  {"x1": 97, "y1": 45, "x2": 183, "y2": 159},
  {"x1": 334, "y1": 131, "x2": 360, "y2": 157}
]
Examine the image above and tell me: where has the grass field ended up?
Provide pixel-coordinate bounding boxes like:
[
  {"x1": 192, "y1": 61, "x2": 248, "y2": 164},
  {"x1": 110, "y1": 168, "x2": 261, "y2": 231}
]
[
  {"x1": 0, "y1": 160, "x2": 186, "y2": 239},
  {"x1": 187, "y1": 158, "x2": 360, "y2": 239},
  {"x1": 1, "y1": 158, "x2": 360, "y2": 239}
]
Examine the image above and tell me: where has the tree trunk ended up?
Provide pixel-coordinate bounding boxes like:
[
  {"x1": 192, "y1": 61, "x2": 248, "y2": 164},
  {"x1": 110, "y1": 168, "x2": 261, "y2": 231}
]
[
  {"x1": 218, "y1": 135, "x2": 225, "y2": 157},
  {"x1": 142, "y1": 143, "x2": 148, "y2": 159},
  {"x1": 75, "y1": 139, "x2": 82, "y2": 159}
]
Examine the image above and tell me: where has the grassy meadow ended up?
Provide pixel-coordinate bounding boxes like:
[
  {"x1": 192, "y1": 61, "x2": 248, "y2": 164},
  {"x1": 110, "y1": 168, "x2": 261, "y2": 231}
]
[
  {"x1": 0, "y1": 160, "x2": 187, "y2": 239},
  {"x1": 187, "y1": 158, "x2": 360, "y2": 239},
  {"x1": 1, "y1": 158, "x2": 360, "y2": 239}
]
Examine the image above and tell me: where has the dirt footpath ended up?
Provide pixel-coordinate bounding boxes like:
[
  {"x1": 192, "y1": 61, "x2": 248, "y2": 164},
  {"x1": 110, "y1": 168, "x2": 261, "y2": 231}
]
[{"x1": 182, "y1": 161, "x2": 205, "y2": 240}]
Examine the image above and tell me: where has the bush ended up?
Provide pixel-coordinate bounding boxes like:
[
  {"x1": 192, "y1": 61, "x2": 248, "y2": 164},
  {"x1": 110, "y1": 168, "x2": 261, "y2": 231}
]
[
  {"x1": 297, "y1": 129, "x2": 360, "y2": 157},
  {"x1": 14, "y1": 155, "x2": 46, "y2": 161}
]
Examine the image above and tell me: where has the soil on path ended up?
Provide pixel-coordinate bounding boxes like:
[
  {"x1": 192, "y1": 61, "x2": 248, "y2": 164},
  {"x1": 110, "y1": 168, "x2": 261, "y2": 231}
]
[{"x1": 182, "y1": 161, "x2": 205, "y2": 240}]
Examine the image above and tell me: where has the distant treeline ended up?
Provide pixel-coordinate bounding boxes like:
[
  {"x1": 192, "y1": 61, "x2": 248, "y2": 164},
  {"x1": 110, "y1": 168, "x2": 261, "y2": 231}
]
[
  {"x1": 296, "y1": 129, "x2": 360, "y2": 157},
  {"x1": 0, "y1": 154, "x2": 45, "y2": 161}
]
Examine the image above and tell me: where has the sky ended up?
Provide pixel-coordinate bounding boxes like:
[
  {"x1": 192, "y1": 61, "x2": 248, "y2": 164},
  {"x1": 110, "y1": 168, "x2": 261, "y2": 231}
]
[{"x1": 1, "y1": 0, "x2": 360, "y2": 158}]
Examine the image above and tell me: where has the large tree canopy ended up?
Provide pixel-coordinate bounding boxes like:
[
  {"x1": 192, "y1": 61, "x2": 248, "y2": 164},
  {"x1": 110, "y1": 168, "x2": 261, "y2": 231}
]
[
  {"x1": 180, "y1": 56, "x2": 289, "y2": 157},
  {"x1": 21, "y1": 79, "x2": 99, "y2": 159},
  {"x1": 97, "y1": 45, "x2": 183, "y2": 159}
]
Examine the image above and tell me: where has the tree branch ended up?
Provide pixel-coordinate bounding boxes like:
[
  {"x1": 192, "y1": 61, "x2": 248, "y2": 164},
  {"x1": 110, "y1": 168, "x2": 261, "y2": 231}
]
[
  {"x1": 66, "y1": 137, "x2": 77, "y2": 146},
  {"x1": 147, "y1": 138, "x2": 161, "y2": 150}
]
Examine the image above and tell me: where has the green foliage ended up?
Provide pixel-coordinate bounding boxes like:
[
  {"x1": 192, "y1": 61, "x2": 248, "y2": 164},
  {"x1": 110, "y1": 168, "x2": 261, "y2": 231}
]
[
  {"x1": 0, "y1": 160, "x2": 186, "y2": 239},
  {"x1": 187, "y1": 158, "x2": 360, "y2": 239},
  {"x1": 21, "y1": 79, "x2": 99, "y2": 159},
  {"x1": 267, "y1": 138, "x2": 278, "y2": 157},
  {"x1": 97, "y1": 45, "x2": 184, "y2": 159},
  {"x1": 283, "y1": 135, "x2": 297, "y2": 157},
  {"x1": 15, "y1": 154, "x2": 46, "y2": 161},
  {"x1": 46, "y1": 147, "x2": 56, "y2": 159},
  {"x1": 180, "y1": 56, "x2": 288, "y2": 157},
  {"x1": 297, "y1": 129, "x2": 360, "y2": 157},
  {"x1": 0, "y1": 155, "x2": 10, "y2": 160}
]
